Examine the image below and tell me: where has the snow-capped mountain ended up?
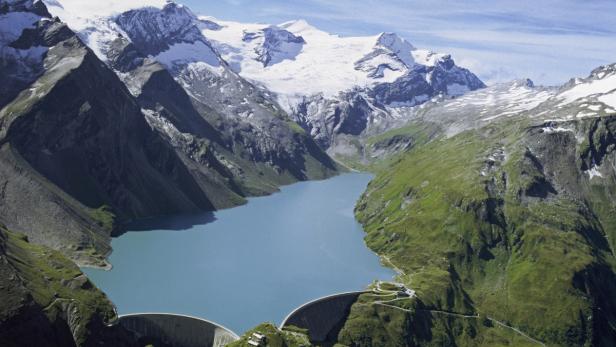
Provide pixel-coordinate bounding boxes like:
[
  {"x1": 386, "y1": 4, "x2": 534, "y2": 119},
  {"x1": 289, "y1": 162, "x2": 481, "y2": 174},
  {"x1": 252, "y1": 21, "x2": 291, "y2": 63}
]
[
  {"x1": 401, "y1": 64, "x2": 616, "y2": 139},
  {"x1": 201, "y1": 15, "x2": 484, "y2": 150},
  {"x1": 554, "y1": 63, "x2": 616, "y2": 111},
  {"x1": 44, "y1": 0, "x2": 338, "y2": 181},
  {"x1": 0, "y1": 0, "x2": 338, "y2": 265},
  {"x1": 0, "y1": 0, "x2": 54, "y2": 105},
  {"x1": 42, "y1": 0, "x2": 485, "y2": 152},
  {"x1": 116, "y1": 3, "x2": 202, "y2": 56},
  {"x1": 204, "y1": 17, "x2": 484, "y2": 105}
]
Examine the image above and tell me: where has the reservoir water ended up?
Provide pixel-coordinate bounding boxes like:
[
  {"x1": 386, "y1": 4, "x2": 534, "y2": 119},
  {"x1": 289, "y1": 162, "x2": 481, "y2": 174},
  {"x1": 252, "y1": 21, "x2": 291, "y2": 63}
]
[{"x1": 84, "y1": 173, "x2": 395, "y2": 334}]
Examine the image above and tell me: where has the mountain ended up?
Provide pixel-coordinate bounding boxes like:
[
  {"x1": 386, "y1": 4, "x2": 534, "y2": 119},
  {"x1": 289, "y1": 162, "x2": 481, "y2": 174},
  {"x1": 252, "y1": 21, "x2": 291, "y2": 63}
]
[
  {"x1": 203, "y1": 18, "x2": 485, "y2": 152},
  {"x1": 4, "y1": 1, "x2": 616, "y2": 346},
  {"x1": 49, "y1": 0, "x2": 338, "y2": 188},
  {"x1": 0, "y1": 0, "x2": 338, "y2": 267},
  {"x1": 63, "y1": 0, "x2": 483, "y2": 154},
  {"x1": 44, "y1": 0, "x2": 485, "y2": 161},
  {"x1": 328, "y1": 64, "x2": 616, "y2": 346},
  {"x1": 0, "y1": 0, "x2": 215, "y2": 266}
]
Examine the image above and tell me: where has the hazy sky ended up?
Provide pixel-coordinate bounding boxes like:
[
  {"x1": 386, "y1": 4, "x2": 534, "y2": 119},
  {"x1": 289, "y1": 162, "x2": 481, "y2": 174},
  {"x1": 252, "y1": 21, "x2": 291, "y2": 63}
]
[{"x1": 181, "y1": 0, "x2": 616, "y2": 86}]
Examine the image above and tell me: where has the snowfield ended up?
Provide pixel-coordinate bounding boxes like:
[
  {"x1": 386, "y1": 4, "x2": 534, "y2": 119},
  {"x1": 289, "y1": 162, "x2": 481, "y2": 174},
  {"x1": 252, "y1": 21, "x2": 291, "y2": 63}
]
[
  {"x1": 558, "y1": 73, "x2": 616, "y2": 105},
  {"x1": 203, "y1": 18, "x2": 455, "y2": 99}
]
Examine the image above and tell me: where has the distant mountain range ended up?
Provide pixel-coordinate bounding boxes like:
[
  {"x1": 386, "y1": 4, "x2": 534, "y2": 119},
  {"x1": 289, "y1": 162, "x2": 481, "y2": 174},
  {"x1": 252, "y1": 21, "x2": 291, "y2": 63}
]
[{"x1": 44, "y1": 0, "x2": 486, "y2": 151}]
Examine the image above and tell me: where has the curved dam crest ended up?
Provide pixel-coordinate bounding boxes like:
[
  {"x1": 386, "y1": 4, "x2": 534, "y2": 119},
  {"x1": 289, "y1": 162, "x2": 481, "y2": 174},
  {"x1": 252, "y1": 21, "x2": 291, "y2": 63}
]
[{"x1": 84, "y1": 173, "x2": 395, "y2": 333}]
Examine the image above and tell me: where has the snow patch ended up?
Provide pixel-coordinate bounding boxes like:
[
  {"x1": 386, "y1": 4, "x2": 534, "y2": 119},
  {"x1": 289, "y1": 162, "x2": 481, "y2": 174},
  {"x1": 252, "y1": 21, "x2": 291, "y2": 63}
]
[
  {"x1": 154, "y1": 41, "x2": 221, "y2": 71},
  {"x1": 598, "y1": 91, "x2": 616, "y2": 108},
  {"x1": 558, "y1": 74, "x2": 616, "y2": 105},
  {"x1": 542, "y1": 126, "x2": 572, "y2": 134},
  {"x1": 586, "y1": 166, "x2": 603, "y2": 179}
]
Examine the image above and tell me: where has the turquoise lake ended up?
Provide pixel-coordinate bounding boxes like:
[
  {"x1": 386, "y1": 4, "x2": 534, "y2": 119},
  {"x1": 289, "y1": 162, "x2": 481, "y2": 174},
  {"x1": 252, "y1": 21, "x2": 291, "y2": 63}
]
[{"x1": 84, "y1": 173, "x2": 395, "y2": 334}]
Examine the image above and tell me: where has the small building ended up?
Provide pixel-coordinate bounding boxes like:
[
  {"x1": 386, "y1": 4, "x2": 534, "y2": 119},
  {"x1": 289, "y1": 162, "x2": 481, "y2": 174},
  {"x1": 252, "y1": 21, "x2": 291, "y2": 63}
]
[{"x1": 248, "y1": 332, "x2": 265, "y2": 346}]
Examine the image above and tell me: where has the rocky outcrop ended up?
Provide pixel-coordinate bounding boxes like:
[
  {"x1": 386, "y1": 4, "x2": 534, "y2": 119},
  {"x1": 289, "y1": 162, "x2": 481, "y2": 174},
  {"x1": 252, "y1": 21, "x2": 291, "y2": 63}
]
[{"x1": 242, "y1": 26, "x2": 305, "y2": 67}]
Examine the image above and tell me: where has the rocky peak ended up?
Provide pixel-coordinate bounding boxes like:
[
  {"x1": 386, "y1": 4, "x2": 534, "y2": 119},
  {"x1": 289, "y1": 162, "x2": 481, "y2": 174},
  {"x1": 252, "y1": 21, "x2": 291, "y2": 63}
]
[
  {"x1": 511, "y1": 78, "x2": 535, "y2": 88},
  {"x1": 0, "y1": 0, "x2": 56, "y2": 107},
  {"x1": 198, "y1": 17, "x2": 222, "y2": 31},
  {"x1": 115, "y1": 1, "x2": 203, "y2": 56},
  {"x1": 589, "y1": 63, "x2": 616, "y2": 80},
  {"x1": 375, "y1": 32, "x2": 415, "y2": 67},
  {"x1": 355, "y1": 32, "x2": 417, "y2": 79},
  {"x1": 242, "y1": 25, "x2": 305, "y2": 67},
  {"x1": 1, "y1": 0, "x2": 50, "y2": 17}
]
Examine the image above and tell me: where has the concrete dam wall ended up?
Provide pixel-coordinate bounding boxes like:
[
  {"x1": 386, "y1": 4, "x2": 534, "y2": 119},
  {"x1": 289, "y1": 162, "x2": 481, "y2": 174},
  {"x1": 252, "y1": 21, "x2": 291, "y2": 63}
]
[
  {"x1": 280, "y1": 291, "x2": 366, "y2": 344},
  {"x1": 119, "y1": 313, "x2": 239, "y2": 347}
]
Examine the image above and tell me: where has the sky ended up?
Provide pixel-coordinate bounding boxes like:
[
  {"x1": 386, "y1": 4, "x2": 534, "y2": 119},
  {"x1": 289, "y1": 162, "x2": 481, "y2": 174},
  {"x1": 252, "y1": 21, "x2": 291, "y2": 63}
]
[{"x1": 179, "y1": 0, "x2": 616, "y2": 86}]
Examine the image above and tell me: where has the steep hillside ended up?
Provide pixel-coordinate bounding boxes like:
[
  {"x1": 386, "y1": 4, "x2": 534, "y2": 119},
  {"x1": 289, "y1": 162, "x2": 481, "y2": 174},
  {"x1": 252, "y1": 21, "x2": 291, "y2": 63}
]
[
  {"x1": 0, "y1": 2, "x2": 218, "y2": 266},
  {"x1": 341, "y1": 66, "x2": 616, "y2": 346},
  {"x1": 0, "y1": 226, "x2": 137, "y2": 346},
  {"x1": 47, "y1": 1, "x2": 340, "y2": 191}
]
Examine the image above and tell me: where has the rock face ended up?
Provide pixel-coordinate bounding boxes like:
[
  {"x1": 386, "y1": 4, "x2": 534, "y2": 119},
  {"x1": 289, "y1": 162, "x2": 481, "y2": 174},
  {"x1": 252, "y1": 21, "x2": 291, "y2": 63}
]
[
  {"x1": 242, "y1": 26, "x2": 306, "y2": 67},
  {"x1": 115, "y1": 2, "x2": 204, "y2": 57},
  {"x1": 0, "y1": 0, "x2": 338, "y2": 266},
  {"x1": 0, "y1": 226, "x2": 137, "y2": 347},
  {"x1": 110, "y1": 3, "x2": 339, "y2": 192},
  {"x1": 0, "y1": 5, "x2": 212, "y2": 266}
]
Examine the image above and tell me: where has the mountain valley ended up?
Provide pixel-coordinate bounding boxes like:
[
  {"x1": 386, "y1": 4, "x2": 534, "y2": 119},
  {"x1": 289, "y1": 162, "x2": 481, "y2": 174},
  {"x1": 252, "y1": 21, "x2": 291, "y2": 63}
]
[{"x1": 1, "y1": 0, "x2": 615, "y2": 346}]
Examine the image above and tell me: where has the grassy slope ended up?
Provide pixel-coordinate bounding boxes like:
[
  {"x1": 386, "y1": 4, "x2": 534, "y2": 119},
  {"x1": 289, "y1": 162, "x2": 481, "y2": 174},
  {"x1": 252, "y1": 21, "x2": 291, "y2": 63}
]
[
  {"x1": 0, "y1": 226, "x2": 133, "y2": 346},
  {"x1": 341, "y1": 117, "x2": 616, "y2": 346}
]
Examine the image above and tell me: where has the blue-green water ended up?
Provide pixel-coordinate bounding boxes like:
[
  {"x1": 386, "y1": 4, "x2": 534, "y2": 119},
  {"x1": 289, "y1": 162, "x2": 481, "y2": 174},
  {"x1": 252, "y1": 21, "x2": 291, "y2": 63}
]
[{"x1": 84, "y1": 173, "x2": 394, "y2": 334}]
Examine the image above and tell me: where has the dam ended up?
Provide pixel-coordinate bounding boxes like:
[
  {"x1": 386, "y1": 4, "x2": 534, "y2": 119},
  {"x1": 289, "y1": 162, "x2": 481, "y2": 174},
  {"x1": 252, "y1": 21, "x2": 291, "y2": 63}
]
[
  {"x1": 118, "y1": 313, "x2": 239, "y2": 347},
  {"x1": 280, "y1": 291, "x2": 366, "y2": 345}
]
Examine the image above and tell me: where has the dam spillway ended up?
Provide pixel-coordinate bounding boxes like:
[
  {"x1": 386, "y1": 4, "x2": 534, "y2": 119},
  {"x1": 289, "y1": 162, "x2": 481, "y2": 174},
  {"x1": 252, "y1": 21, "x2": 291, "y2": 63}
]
[{"x1": 118, "y1": 313, "x2": 239, "y2": 347}]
